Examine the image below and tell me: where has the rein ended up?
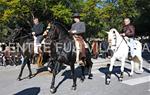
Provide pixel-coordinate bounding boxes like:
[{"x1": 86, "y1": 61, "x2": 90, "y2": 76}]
[
  {"x1": 112, "y1": 33, "x2": 126, "y2": 53},
  {"x1": 114, "y1": 38, "x2": 123, "y2": 52}
]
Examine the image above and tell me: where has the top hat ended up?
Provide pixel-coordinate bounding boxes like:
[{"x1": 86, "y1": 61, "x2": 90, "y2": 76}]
[{"x1": 72, "y1": 13, "x2": 81, "y2": 18}]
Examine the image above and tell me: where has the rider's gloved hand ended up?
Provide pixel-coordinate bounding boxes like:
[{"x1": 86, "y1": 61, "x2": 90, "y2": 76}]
[
  {"x1": 120, "y1": 33, "x2": 125, "y2": 37},
  {"x1": 32, "y1": 32, "x2": 35, "y2": 36},
  {"x1": 71, "y1": 30, "x2": 77, "y2": 33},
  {"x1": 43, "y1": 31, "x2": 48, "y2": 36}
]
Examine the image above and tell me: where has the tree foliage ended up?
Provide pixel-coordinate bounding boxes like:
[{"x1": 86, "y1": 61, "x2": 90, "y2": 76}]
[{"x1": 0, "y1": 0, "x2": 149, "y2": 41}]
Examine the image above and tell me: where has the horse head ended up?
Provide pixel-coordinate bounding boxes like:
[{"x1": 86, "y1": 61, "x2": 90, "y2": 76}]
[
  {"x1": 107, "y1": 28, "x2": 119, "y2": 48},
  {"x1": 48, "y1": 21, "x2": 70, "y2": 41}
]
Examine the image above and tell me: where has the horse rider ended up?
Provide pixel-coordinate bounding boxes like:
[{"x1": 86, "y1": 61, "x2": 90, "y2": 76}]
[
  {"x1": 121, "y1": 18, "x2": 135, "y2": 60},
  {"x1": 68, "y1": 13, "x2": 88, "y2": 65},
  {"x1": 32, "y1": 17, "x2": 44, "y2": 54}
]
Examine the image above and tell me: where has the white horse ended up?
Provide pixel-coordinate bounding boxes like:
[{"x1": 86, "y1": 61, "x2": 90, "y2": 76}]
[{"x1": 106, "y1": 28, "x2": 143, "y2": 85}]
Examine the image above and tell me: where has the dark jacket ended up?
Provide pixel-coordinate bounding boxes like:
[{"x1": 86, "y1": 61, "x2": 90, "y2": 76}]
[
  {"x1": 32, "y1": 23, "x2": 44, "y2": 36},
  {"x1": 123, "y1": 24, "x2": 135, "y2": 37},
  {"x1": 101, "y1": 40, "x2": 108, "y2": 51},
  {"x1": 71, "y1": 22, "x2": 85, "y2": 34}
]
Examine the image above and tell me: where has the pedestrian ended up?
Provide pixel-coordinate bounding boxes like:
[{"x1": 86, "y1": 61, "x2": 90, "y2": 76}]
[{"x1": 101, "y1": 38, "x2": 109, "y2": 59}]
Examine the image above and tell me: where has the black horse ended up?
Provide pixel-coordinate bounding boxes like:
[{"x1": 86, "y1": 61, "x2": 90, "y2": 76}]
[{"x1": 46, "y1": 21, "x2": 93, "y2": 93}]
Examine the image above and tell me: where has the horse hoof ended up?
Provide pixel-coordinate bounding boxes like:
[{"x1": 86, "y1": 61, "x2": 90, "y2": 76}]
[
  {"x1": 129, "y1": 74, "x2": 133, "y2": 77},
  {"x1": 17, "y1": 77, "x2": 22, "y2": 81},
  {"x1": 140, "y1": 69, "x2": 144, "y2": 72},
  {"x1": 105, "y1": 78, "x2": 110, "y2": 85},
  {"x1": 88, "y1": 74, "x2": 93, "y2": 79},
  {"x1": 119, "y1": 78, "x2": 123, "y2": 81},
  {"x1": 88, "y1": 76, "x2": 93, "y2": 79},
  {"x1": 80, "y1": 76, "x2": 85, "y2": 82},
  {"x1": 71, "y1": 86, "x2": 76, "y2": 90},
  {"x1": 129, "y1": 73, "x2": 133, "y2": 77},
  {"x1": 28, "y1": 75, "x2": 32, "y2": 79},
  {"x1": 48, "y1": 67, "x2": 52, "y2": 72},
  {"x1": 50, "y1": 88, "x2": 56, "y2": 93}
]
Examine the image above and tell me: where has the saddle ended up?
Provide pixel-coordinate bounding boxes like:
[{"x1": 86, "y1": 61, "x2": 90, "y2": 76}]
[{"x1": 73, "y1": 35, "x2": 86, "y2": 59}]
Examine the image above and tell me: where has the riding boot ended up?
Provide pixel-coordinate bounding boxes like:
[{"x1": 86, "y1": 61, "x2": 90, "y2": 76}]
[
  {"x1": 76, "y1": 49, "x2": 80, "y2": 64},
  {"x1": 27, "y1": 60, "x2": 32, "y2": 79}
]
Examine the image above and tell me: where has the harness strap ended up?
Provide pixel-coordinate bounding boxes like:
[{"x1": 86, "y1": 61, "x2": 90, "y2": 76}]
[
  {"x1": 114, "y1": 38, "x2": 123, "y2": 52},
  {"x1": 122, "y1": 36, "x2": 130, "y2": 49}
]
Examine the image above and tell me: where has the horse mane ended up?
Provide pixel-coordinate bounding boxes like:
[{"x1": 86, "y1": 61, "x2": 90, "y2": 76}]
[
  {"x1": 110, "y1": 28, "x2": 119, "y2": 35},
  {"x1": 109, "y1": 28, "x2": 122, "y2": 39},
  {"x1": 53, "y1": 21, "x2": 70, "y2": 37}
]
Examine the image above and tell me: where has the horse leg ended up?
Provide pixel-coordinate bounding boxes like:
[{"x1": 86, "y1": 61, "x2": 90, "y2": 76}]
[
  {"x1": 88, "y1": 64, "x2": 93, "y2": 79},
  {"x1": 27, "y1": 58, "x2": 32, "y2": 79},
  {"x1": 119, "y1": 58, "x2": 125, "y2": 81},
  {"x1": 32, "y1": 54, "x2": 37, "y2": 64},
  {"x1": 80, "y1": 65, "x2": 85, "y2": 82},
  {"x1": 86, "y1": 59, "x2": 93, "y2": 79},
  {"x1": 139, "y1": 56, "x2": 144, "y2": 73},
  {"x1": 50, "y1": 69, "x2": 56, "y2": 93},
  {"x1": 130, "y1": 60, "x2": 134, "y2": 76},
  {"x1": 17, "y1": 60, "x2": 26, "y2": 81},
  {"x1": 106, "y1": 57, "x2": 115, "y2": 85},
  {"x1": 50, "y1": 61, "x2": 59, "y2": 93},
  {"x1": 85, "y1": 48, "x2": 93, "y2": 79},
  {"x1": 70, "y1": 64, "x2": 76, "y2": 90},
  {"x1": 47, "y1": 60, "x2": 54, "y2": 73}
]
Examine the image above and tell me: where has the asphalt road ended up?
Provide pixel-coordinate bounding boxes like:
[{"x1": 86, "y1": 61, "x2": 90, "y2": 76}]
[{"x1": 0, "y1": 56, "x2": 149, "y2": 95}]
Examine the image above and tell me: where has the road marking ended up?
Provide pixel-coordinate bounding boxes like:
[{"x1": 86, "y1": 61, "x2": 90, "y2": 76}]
[
  {"x1": 122, "y1": 76, "x2": 150, "y2": 86},
  {"x1": 148, "y1": 89, "x2": 150, "y2": 92}
]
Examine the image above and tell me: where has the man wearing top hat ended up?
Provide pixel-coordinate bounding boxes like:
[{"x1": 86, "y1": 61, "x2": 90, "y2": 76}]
[{"x1": 69, "y1": 13, "x2": 88, "y2": 64}]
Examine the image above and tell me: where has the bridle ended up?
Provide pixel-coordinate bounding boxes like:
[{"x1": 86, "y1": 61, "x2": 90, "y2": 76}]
[{"x1": 110, "y1": 31, "x2": 124, "y2": 53}]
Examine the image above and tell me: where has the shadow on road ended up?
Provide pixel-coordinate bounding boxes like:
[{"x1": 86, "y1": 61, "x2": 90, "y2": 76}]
[
  {"x1": 98, "y1": 66, "x2": 131, "y2": 80},
  {"x1": 55, "y1": 66, "x2": 91, "y2": 91},
  {"x1": 14, "y1": 87, "x2": 40, "y2": 95},
  {"x1": 143, "y1": 67, "x2": 150, "y2": 73},
  {"x1": 33, "y1": 66, "x2": 48, "y2": 76},
  {"x1": 142, "y1": 42, "x2": 150, "y2": 63},
  {"x1": 142, "y1": 51, "x2": 150, "y2": 63}
]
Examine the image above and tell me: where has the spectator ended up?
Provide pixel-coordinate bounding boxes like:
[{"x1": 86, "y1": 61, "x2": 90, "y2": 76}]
[{"x1": 101, "y1": 38, "x2": 109, "y2": 58}]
